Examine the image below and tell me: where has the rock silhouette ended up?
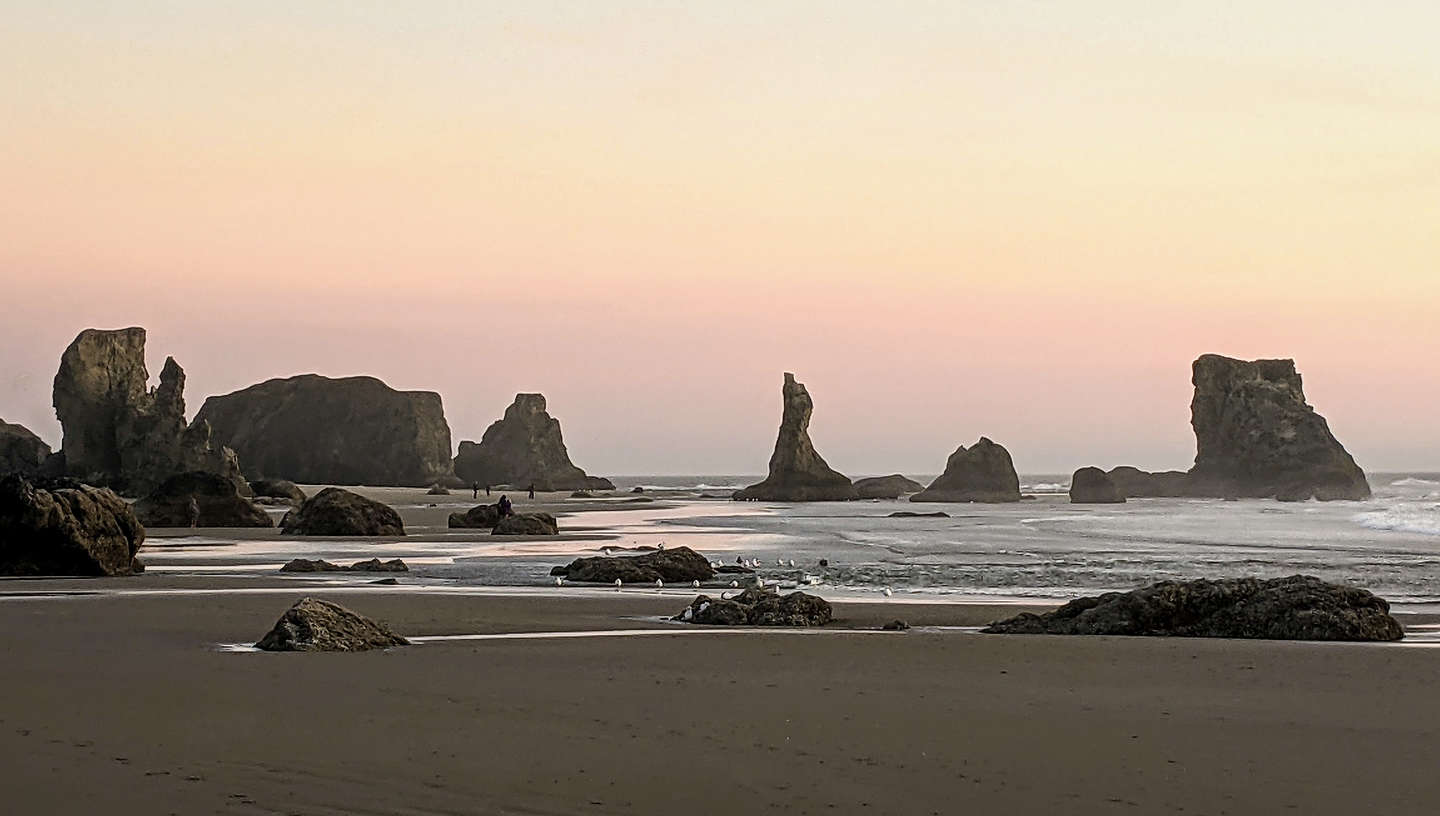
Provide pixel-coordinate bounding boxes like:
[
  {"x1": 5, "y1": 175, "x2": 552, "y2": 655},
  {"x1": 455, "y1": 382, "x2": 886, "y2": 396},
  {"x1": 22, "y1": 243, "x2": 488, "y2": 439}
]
[
  {"x1": 675, "y1": 588, "x2": 832, "y2": 627},
  {"x1": 452, "y1": 394, "x2": 612, "y2": 491},
  {"x1": 911, "y1": 437, "x2": 1021, "y2": 503},
  {"x1": 733, "y1": 374, "x2": 855, "y2": 502},
  {"x1": 1106, "y1": 467, "x2": 1192, "y2": 498},
  {"x1": 280, "y1": 488, "x2": 405, "y2": 536},
  {"x1": 1069, "y1": 467, "x2": 1125, "y2": 504},
  {"x1": 197, "y1": 374, "x2": 453, "y2": 487},
  {"x1": 254, "y1": 597, "x2": 408, "y2": 651},
  {"x1": 0, "y1": 419, "x2": 51, "y2": 476},
  {"x1": 555, "y1": 546, "x2": 714, "y2": 584},
  {"x1": 0, "y1": 475, "x2": 145, "y2": 576},
  {"x1": 134, "y1": 471, "x2": 273, "y2": 528},
  {"x1": 852, "y1": 474, "x2": 924, "y2": 499}
]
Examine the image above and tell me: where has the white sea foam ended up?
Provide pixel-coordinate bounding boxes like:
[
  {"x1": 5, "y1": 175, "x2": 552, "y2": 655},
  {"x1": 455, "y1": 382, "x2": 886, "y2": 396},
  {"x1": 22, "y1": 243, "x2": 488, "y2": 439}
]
[
  {"x1": 1390, "y1": 478, "x2": 1440, "y2": 488},
  {"x1": 1352, "y1": 507, "x2": 1440, "y2": 537},
  {"x1": 1022, "y1": 482, "x2": 1070, "y2": 494}
]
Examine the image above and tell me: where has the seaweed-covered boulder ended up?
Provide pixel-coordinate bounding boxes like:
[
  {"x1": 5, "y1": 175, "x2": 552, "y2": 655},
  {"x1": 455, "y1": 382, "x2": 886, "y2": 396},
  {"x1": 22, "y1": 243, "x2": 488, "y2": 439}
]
[
  {"x1": 557, "y1": 545, "x2": 714, "y2": 584},
  {"x1": 675, "y1": 588, "x2": 832, "y2": 627},
  {"x1": 983, "y1": 575, "x2": 1403, "y2": 641},
  {"x1": 254, "y1": 597, "x2": 409, "y2": 652},
  {"x1": 0, "y1": 475, "x2": 144, "y2": 576},
  {"x1": 280, "y1": 488, "x2": 404, "y2": 536},
  {"x1": 1069, "y1": 467, "x2": 1125, "y2": 504},
  {"x1": 733, "y1": 374, "x2": 856, "y2": 502},
  {"x1": 452, "y1": 393, "x2": 613, "y2": 491},
  {"x1": 134, "y1": 471, "x2": 273, "y2": 528},
  {"x1": 491, "y1": 512, "x2": 559, "y2": 536},
  {"x1": 852, "y1": 474, "x2": 925, "y2": 499},
  {"x1": 279, "y1": 558, "x2": 408, "y2": 573},
  {"x1": 250, "y1": 479, "x2": 307, "y2": 504},
  {"x1": 911, "y1": 437, "x2": 1021, "y2": 503},
  {"x1": 0, "y1": 419, "x2": 52, "y2": 477},
  {"x1": 448, "y1": 503, "x2": 503, "y2": 529}
]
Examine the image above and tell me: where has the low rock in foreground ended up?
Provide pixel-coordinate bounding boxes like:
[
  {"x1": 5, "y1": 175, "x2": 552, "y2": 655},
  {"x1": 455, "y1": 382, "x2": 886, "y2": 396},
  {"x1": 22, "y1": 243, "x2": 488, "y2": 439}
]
[
  {"x1": 254, "y1": 597, "x2": 409, "y2": 652},
  {"x1": 492, "y1": 512, "x2": 559, "y2": 536},
  {"x1": 983, "y1": 575, "x2": 1403, "y2": 641},
  {"x1": 0, "y1": 475, "x2": 144, "y2": 576},
  {"x1": 280, "y1": 558, "x2": 408, "y2": 573},
  {"x1": 675, "y1": 588, "x2": 832, "y2": 627},
  {"x1": 280, "y1": 488, "x2": 405, "y2": 536},
  {"x1": 555, "y1": 545, "x2": 714, "y2": 583},
  {"x1": 134, "y1": 471, "x2": 273, "y2": 528}
]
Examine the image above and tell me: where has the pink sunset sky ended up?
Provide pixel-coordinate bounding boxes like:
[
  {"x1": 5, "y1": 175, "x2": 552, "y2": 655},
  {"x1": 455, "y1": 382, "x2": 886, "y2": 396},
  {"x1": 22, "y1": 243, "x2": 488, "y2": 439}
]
[{"x1": 3, "y1": 2, "x2": 1438, "y2": 475}]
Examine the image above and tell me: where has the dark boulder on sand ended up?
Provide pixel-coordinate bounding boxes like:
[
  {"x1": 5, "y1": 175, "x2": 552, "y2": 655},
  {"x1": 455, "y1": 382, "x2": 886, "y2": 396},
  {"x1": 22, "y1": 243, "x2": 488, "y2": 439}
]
[
  {"x1": 733, "y1": 374, "x2": 856, "y2": 502},
  {"x1": 1069, "y1": 467, "x2": 1125, "y2": 504},
  {"x1": 492, "y1": 512, "x2": 559, "y2": 536},
  {"x1": 557, "y1": 545, "x2": 714, "y2": 584},
  {"x1": 426, "y1": 484, "x2": 450, "y2": 495},
  {"x1": 249, "y1": 478, "x2": 307, "y2": 504},
  {"x1": 134, "y1": 471, "x2": 273, "y2": 528},
  {"x1": 888, "y1": 511, "x2": 949, "y2": 518},
  {"x1": 280, "y1": 487, "x2": 404, "y2": 536},
  {"x1": 675, "y1": 588, "x2": 832, "y2": 627},
  {"x1": 452, "y1": 394, "x2": 613, "y2": 492},
  {"x1": 280, "y1": 558, "x2": 408, "y2": 573},
  {"x1": 852, "y1": 474, "x2": 925, "y2": 499},
  {"x1": 983, "y1": 575, "x2": 1403, "y2": 641},
  {"x1": 911, "y1": 437, "x2": 1021, "y2": 503},
  {"x1": 197, "y1": 374, "x2": 454, "y2": 488},
  {"x1": 448, "y1": 503, "x2": 503, "y2": 529},
  {"x1": 0, "y1": 419, "x2": 52, "y2": 477},
  {"x1": 0, "y1": 474, "x2": 144, "y2": 576},
  {"x1": 254, "y1": 597, "x2": 409, "y2": 652},
  {"x1": 1106, "y1": 467, "x2": 1191, "y2": 498}
]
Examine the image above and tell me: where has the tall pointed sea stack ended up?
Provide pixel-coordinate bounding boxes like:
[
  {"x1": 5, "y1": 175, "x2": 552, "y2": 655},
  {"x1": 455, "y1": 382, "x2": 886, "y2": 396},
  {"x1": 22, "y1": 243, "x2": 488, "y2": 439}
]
[
  {"x1": 1186, "y1": 355, "x2": 1369, "y2": 501},
  {"x1": 52, "y1": 328, "x2": 244, "y2": 496},
  {"x1": 453, "y1": 394, "x2": 613, "y2": 491},
  {"x1": 911, "y1": 437, "x2": 1021, "y2": 503},
  {"x1": 733, "y1": 373, "x2": 855, "y2": 502}
]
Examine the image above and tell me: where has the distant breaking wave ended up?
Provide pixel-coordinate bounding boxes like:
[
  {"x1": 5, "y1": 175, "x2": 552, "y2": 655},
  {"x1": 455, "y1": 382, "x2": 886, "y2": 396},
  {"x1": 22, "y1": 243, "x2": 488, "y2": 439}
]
[
  {"x1": 1391, "y1": 477, "x2": 1440, "y2": 488},
  {"x1": 1353, "y1": 506, "x2": 1440, "y2": 537}
]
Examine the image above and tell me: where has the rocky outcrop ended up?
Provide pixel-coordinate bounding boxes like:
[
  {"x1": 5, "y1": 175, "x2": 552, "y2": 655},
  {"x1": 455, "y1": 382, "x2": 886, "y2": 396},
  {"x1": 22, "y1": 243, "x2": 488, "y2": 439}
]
[
  {"x1": 254, "y1": 597, "x2": 409, "y2": 652},
  {"x1": 196, "y1": 374, "x2": 453, "y2": 487},
  {"x1": 452, "y1": 394, "x2": 612, "y2": 492},
  {"x1": 983, "y1": 575, "x2": 1403, "y2": 641},
  {"x1": 554, "y1": 546, "x2": 714, "y2": 584},
  {"x1": 0, "y1": 419, "x2": 51, "y2": 476},
  {"x1": 911, "y1": 437, "x2": 1021, "y2": 503},
  {"x1": 1186, "y1": 355, "x2": 1369, "y2": 501},
  {"x1": 733, "y1": 374, "x2": 856, "y2": 502},
  {"x1": 280, "y1": 488, "x2": 405, "y2": 536},
  {"x1": 134, "y1": 471, "x2": 273, "y2": 528},
  {"x1": 249, "y1": 479, "x2": 307, "y2": 504},
  {"x1": 1106, "y1": 467, "x2": 1192, "y2": 498},
  {"x1": 1069, "y1": 467, "x2": 1125, "y2": 504},
  {"x1": 888, "y1": 510, "x2": 949, "y2": 518},
  {"x1": 492, "y1": 512, "x2": 559, "y2": 536},
  {"x1": 0, "y1": 475, "x2": 144, "y2": 576},
  {"x1": 852, "y1": 474, "x2": 925, "y2": 499},
  {"x1": 279, "y1": 558, "x2": 408, "y2": 573},
  {"x1": 674, "y1": 589, "x2": 832, "y2": 627},
  {"x1": 52, "y1": 328, "x2": 245, "y2": 496},
  {"x1": 448, "y1": 503, "x2": 502, "y2": 529}
]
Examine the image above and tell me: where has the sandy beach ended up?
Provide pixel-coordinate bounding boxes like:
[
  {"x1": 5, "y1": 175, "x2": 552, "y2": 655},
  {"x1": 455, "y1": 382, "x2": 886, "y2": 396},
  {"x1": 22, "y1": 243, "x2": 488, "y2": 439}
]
[{"x1": 4, "y1": 576, "x2": 1440, "y2": 815}]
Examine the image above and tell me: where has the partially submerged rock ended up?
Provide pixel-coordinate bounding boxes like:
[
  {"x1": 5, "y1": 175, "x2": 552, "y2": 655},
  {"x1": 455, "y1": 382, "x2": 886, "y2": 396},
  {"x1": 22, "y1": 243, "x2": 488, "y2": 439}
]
[
  {"x1": 280, "y1": 488, "x2": 405, "y2": 536},
  {"x1": 911, "y1": 437, "x2": 1021, "y2": 503},
  {"x1": 556, "y1": 546, "x2": 715, "y2": 583},
  {"x1": 0, "y1": 419, "x2": 52, "y2": 477},
  {"x1": 254, "y1": 597, "x2": 409, "y2": 652},
  {"x1": 134, "y1": 471, "x2": 273, "y2": 528},
  {"x1": 249, "y1": 479, "x2": 307, "y2": 504},
  {"x1": 452, "y1": 394, "x2": 613, "y2": 492},
  {"x1": 675, "y1": 589, "x2": 833, "y2": 627},
  {"x1": 448, "y1": 503, "x2": 502, "y2": 529},
  {"x1": 733, "y1": 374, "x2": 856, "y2": 502},
  {"x1": 280, "y1": 558, "x2": 408, "y2": 573},
  {"x1": 197, "y1": 374, "x2": 454, "y2": 487},
  {"x1": 888, "y1": 510, "x2": 949, "y2": 518},
  {"x1": 1069, "y1": 467, "x2": 1125, "y2": 504},
  {"x1": 852, "y1": 474, "x2": 925, "y2": 499},
  {"x1": 0, "y1": 475, "x2": 144, "y2": 576},
  {"x1": 492, "y1": 512, "x2": 559, "y2": 536},
  {"x1": 983, "y1": 575, "x2": 1403, "y2": 641}
]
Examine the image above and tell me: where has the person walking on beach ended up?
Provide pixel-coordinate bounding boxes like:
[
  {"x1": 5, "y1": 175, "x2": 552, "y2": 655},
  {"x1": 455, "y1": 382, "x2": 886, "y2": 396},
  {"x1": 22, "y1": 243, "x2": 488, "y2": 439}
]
[
  {"x1": 187, "y1": 497, "x2": 200, "y2": 529},
  {"x1": 471, "y1": 482, "x2": 479, "y2": 500},
  {"x1": 498, "y1": 494, "x2": 513, "y2": 517},
  {"x1": 485, "y1": 484, "x2": 491, "y2": 497},
  {"x1": 528, "y1": 484, "x2": 536, "y2": 500}
]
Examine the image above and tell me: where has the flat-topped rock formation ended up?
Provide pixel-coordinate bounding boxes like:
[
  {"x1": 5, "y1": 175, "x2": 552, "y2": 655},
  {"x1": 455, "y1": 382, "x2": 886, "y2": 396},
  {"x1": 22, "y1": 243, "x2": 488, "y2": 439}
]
[
  {"x1": 1187, "y1": 355, "x2": 1369, "y2": 501},
  {"x1": 254, "y1": 597, "x2": 408, "y2": 652},
  {"x1": 852, "y1": 474, "x2": 925, "y2": 499},
  {"x1": 0, "y1": 419, "x2": 51, "y2": 476},
  {"x1": 911, "y1": 437, "x2": 1021, "y2": 503},
  {"x1": 134, "y1": 471, "x2": 273, "y2": 528},
  {"x1": 1069, "y1": 467, "x2": 1125, "y2": 504},
  {"x1": 280, "y1": 487, "x2": 405, "y2": 536},
  {"x1": 733, "y1": 374, "x2": 856, "y2": 502},
  {"x1": 52, "y1": 328, "x2": 244, "y2": 496},
  {"x1": 197, "y1": 374, "x2": 453, "y2": 487},
  {"x1": 1105, "y1": 467, "x2": 1192, "y2": 498},
  {"x1": 984, "y1": 575, "x2": 1403, "y2": 641},
  {"x1": 453, "y1": 394, "x2": 613, "y2": 491},
  {"x1": 0, "y1": 475, "x2": 145, "y2": 576}
]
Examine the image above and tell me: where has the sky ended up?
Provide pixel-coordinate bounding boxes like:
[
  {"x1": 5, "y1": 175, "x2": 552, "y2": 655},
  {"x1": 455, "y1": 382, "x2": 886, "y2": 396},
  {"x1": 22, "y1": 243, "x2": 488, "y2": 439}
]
[{"x1": 2, "y1": 2, "x2": 1438, "y2": 475}]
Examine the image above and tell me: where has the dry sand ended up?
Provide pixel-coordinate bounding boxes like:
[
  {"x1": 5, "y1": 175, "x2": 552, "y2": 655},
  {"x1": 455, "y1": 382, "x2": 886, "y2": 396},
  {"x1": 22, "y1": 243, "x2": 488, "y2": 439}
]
[{"x1": 3, "y1": 579, "x2": 1439, "y2": 815}]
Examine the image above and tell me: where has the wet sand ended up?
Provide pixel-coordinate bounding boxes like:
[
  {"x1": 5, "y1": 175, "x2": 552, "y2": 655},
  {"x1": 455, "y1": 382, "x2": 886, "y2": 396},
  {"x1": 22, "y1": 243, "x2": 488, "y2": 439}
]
[{"x1": 4, "y1": 580, "x2": 1439, "y2": 815}]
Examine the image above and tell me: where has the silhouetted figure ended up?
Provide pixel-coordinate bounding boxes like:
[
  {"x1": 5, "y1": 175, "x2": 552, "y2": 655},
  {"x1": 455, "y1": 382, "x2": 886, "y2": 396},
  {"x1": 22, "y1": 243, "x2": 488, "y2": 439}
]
[
  {"x1": 498, "y1": 495, "x2": 513, "y2": 517},
  {"x1": 471, "y1": 482, "x2": 479, "y2": 500},
  {"x1": 187, "y1": 497, "x2": 200, "y2": 529},
  {"x1": 528, "y1": 484, "x2": 536, "y2": 500},
  {"x1": 485, "y1": 484, "x2": 491, "y2": 496}
]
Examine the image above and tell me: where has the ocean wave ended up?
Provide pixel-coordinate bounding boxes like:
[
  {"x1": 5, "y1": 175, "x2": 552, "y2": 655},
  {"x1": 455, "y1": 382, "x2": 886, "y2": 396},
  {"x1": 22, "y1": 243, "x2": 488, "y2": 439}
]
[
  {"x1": 1353, "y1": 506, "x2": 1440, "y2": 537},
  {"x1": 634, "y1": 483, "x2": 748, "y2": 492},
  {"x1": 1022, "y1": 482, "x2": 1070, "y2": 493},
  {"x1": 1390, "y1": 478, "x2": 1440, "y2": 487}
]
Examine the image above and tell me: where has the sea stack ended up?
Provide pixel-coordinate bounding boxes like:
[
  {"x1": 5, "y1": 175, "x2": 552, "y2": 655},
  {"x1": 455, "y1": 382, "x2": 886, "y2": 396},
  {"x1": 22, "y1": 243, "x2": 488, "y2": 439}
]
[
  {"x1": 52, "y1": 328, "x2": 245, "y2": 496},
  {"x1": 733, "y1": 373, "x2": 855, "y2": 502},
  {"x1": 911, "y1": 437, "x2": 1021, "y2": 503},
  {"x1": 1186, "y1": 355, "x2": 1370, "y2": 501},
  {"x1": 0, "y1": 419, "x2": 52, "y2": 477},
  {"x1": 452, "y1": 394, "x2": 613, "y2": 491},
  {"x1": 196, "y1": 374, "x2": 454, "y2": 487},
  {"x1": 1069, "y1": 467, "x2": 1125, "y2": 504}
]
